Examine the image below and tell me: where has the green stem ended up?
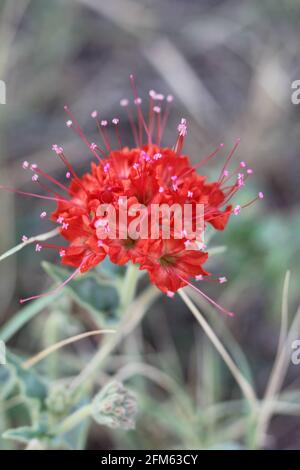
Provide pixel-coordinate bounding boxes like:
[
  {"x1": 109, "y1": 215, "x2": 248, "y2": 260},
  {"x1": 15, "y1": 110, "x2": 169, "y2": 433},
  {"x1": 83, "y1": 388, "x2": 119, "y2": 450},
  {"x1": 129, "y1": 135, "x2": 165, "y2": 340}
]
[
  {"x1": 179, "y1": 290, "x2": 257, "y2": 411},
  {"x1": 69, "y1": 285, "x2": 159, "y2": 392},
  {"x1": 119, "y1": 263, "x2": 139, "y2": 309},
  {"x1": 44, "y1": 311, "x2": 61, "y2": 379},
  {"x1": 0, "y1": 228, "x2": 59, "y2": 263},
  {"x1": 56, "y1": 404, "x2": 92, "y2": 435}
]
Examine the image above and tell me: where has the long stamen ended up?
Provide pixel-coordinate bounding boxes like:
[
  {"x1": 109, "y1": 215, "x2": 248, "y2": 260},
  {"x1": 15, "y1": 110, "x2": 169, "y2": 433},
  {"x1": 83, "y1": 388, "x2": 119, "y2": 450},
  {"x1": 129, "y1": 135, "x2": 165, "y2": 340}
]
[
  {"x1": 195, "y1": 143, "x2": 224, "y2": 169},
  {"x1": 218, "y1": 139, "x2": 240, "y2": 183},
  {"x1": 174, "y1": 118, "x2": 187, "y2": 155},
  {"x1": 38, "y1": 243, "x2": 66, "y2": 252},
  {"x1": 19, "y1": 262, "x2": 83, "y2": 304},
  {"x1": 100, "y1": 121, "x2": 112, "y2": 152},
  {"x1": 120, "y1": 99, "x2": 139, "y2": 147},
  {"x1": 33, "y1": 166, "x2": 71, "y2": 195},
  {"x1": 160, "y1": 94, "x2": 173, "y2": 138},
  {"x1": 220, "y1": 161, "x2": 247, "y2": 185},
  {"x1": 112, "y1": 118, "x2": 122, "y2": 148},
  {"x1": 64, "y1": 106, "x2": 103, "y2": 163},
  {"x1": 148, "y1": 90, "x2": 155, "y2": 146},
  {"x1": 92, "y1": 112, "x2": 111, "y2": 152},
  {"x1": 55, "y1": 150, "x2": 88, "y2": 194},
  {"x1": 177, "y1": 275, "x2": 234, "y2": 317},
  {"x1": 241, "y1": 192, "x2": 264, "y2": 209},
  {"x1": 153, "y1": 106, "x2": 162, "y2": 145},
  {"x1": 222, "y1": 185, "x2": 240, "y2": 206},
  {"x1": 0, "y1": 185, "x2": 68, "y2": 203},
  {"x1": 129, "y1": 74, "x2": 151, "y2": 145},
  {"x1": 205, "y1": 191, "x2": 264, "y2": 222},
  {"x1": 35, "y1": 179, "x2": 61, "y2": 198},
  {"x1": 26, "y1": 167, "x2": 60, "y2": 198},
  {"x1": 196, "y1": 276, "x2": 228, "y2": 284},
  {"x1": 180, "y1": 144, "x2": 224, "y2": 180}
]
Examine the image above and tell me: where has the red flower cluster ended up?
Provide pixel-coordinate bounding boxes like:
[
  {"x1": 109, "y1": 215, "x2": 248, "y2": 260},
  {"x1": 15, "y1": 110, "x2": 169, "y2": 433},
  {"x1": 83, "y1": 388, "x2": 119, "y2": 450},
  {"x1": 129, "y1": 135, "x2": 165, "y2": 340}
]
[
  {"x1": 1, "y1": 76, "x2": 263, "y2": 313},
  {"x1": 51, "y1": 143, "x2": 232, "y2": 296}
]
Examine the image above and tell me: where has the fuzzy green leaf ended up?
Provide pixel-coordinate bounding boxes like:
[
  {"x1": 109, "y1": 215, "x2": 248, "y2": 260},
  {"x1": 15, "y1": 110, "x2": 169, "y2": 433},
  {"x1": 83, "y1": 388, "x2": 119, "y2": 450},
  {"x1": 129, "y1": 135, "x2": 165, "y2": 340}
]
[{"x1": 42, "y1": 261, "x2": 119, "y2": 322}]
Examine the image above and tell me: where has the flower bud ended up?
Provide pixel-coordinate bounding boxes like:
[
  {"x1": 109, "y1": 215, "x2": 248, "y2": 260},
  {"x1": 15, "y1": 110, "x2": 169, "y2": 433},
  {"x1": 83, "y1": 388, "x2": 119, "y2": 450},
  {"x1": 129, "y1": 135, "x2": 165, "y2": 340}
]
[
  {"x1": 91, "y1": 381, "x2": 138, "y2": 430},
  {"x1": 46, "y1": 384, "x2": 71, "y2": 416}
]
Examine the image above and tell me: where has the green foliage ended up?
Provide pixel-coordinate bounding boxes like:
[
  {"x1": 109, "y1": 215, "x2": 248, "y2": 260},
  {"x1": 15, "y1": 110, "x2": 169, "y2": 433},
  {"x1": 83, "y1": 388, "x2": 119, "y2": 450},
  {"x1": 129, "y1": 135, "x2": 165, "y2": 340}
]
[
  {"x1": 42, "y1": 261, "x2": 120, "y2": 324},
  {"x1": 7, "y1": 353, "x2": 48, "y2": 405},
  {"x1": 3, "y1": 423, "x2": 50, "y2": 445}
]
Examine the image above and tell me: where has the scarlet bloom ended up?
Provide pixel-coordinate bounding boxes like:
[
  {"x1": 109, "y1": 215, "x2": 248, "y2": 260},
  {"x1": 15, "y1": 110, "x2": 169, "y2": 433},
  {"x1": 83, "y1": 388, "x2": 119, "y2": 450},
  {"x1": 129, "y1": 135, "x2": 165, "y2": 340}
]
[
  {"x1": 50, "y1": 139, "x2": 234, "y2": 295},
  {"x1": 1, "y1": 76, "x2": 263, "y2": 313}
]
